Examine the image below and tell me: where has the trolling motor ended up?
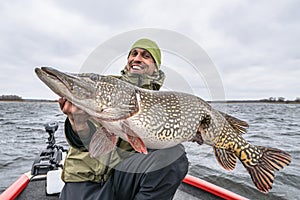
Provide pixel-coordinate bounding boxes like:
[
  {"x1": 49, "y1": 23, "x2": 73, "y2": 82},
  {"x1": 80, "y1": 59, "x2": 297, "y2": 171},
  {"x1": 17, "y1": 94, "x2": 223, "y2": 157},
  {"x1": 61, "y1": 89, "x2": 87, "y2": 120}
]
[
  {"x1": 31, "y1": 122, "x2": 68, "y2": 176},
  {"x1": 45, "y1": 122, "x2": 58, "y2": 147}
]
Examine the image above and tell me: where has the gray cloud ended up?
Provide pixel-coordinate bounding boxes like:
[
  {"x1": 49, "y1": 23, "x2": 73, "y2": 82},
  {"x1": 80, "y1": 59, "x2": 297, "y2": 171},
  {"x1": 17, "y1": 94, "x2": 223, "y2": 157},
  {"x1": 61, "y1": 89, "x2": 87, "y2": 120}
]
[{"x1": 0, "y1": 0, "x2": 299, "y2": 100}]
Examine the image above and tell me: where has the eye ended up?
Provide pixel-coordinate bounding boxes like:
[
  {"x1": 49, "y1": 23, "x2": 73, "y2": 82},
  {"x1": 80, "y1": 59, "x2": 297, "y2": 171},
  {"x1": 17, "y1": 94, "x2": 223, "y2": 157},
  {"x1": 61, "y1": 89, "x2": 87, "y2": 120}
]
[
  {"x1": 90, "y1": 74, "x2": 99, "y2": 81},
  {"x1": 130, "y1": 50, "x2": 138, "y2": 57},
  {"x1": 143, "y1": 54, "x2": 150, "y2": 59},
  {"x1": 142, "y1": 51, "x2": 151, "y2": 59}
]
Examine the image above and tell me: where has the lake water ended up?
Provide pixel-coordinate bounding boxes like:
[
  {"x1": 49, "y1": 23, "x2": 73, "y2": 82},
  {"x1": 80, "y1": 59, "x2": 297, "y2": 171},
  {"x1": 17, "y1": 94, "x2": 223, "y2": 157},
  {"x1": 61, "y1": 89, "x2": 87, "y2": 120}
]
[{"x1": 0, "y1": 101, "x2": 299, "y2": 199}]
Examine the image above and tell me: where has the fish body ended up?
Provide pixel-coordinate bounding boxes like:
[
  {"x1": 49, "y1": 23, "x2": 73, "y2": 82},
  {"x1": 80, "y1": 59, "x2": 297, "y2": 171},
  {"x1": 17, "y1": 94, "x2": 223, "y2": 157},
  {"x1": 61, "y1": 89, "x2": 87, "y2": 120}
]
[
  {"x1": 100, "y1": 90, "x2": 212, "y2": 149},
  {"x1": 35, "y1": 67, "x2": 291, "y2": 193}
]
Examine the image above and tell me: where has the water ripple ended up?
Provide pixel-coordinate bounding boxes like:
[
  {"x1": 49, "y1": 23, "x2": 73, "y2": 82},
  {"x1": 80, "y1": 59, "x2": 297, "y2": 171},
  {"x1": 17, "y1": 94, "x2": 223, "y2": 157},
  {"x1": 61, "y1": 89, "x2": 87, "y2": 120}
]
[{"x1": 0, "y1": 102, "x2": 299, "y2": 199}]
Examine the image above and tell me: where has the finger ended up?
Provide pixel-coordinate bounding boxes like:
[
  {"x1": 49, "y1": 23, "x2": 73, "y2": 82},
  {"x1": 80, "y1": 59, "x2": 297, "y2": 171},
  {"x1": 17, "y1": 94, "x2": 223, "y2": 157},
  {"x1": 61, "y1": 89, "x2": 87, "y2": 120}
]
[
  {"x1": 59, "y1": 99, "x2": 76, "y2": 115},
  {"x1": 58, "y1": 97, "x2": 67, "y2": 110},
  {"x1": 64, "y1": 102, "x2": 86, "y2": 116},
  {"x1": 63, "y1": 101, "x2": 76, "y2": 114}
]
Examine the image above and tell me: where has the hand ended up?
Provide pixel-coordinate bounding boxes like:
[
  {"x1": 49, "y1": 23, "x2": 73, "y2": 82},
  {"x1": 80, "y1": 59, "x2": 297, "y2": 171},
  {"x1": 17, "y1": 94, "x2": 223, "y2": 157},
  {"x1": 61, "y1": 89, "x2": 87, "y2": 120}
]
[{"x1": 58, "y1": 97, "x2": 91, "y2": 137}]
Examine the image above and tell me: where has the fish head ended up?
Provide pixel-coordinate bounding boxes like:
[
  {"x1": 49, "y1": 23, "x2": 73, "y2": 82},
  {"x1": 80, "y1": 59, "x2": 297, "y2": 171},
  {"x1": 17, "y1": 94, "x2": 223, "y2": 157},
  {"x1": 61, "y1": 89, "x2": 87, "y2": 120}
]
[
  {"x1": 35, "y1": 67, "x2": 107, "y2": 115},
  {"x1": 35, "y1": 67, "x2": 139, "y2": 120}
]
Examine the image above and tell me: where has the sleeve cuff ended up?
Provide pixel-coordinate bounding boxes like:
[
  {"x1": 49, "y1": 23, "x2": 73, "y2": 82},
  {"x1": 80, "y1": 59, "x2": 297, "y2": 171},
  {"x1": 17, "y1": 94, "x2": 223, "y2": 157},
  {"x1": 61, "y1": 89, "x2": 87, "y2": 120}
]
[{"x1": 64, "y1": 118, "x2": 96, "y2": 150}]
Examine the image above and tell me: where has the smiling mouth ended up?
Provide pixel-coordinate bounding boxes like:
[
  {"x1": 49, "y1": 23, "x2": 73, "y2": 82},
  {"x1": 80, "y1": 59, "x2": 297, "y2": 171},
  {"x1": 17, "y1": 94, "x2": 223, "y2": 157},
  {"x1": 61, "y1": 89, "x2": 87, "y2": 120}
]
[
  {"x1": 131, "y1": 65, "x2": 143, "y2": 70},
  {"x1": 129, "y1": 65, "x2": 148, "y2": 74}
]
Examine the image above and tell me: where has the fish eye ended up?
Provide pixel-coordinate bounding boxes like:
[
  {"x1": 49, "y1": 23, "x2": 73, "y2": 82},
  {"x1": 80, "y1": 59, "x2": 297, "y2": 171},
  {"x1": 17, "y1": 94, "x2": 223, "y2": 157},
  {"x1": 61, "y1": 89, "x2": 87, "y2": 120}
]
[{"x1": 90, "y1": 74, "x2": 99, "y2": 81}]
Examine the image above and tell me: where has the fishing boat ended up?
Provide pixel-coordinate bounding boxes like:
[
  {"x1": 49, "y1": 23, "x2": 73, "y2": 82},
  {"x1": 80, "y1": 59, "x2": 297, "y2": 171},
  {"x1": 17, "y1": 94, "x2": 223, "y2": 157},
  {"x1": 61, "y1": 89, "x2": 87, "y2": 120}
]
[{"x1": 0, "y1": 122, "x2": 248, "y2": 200}]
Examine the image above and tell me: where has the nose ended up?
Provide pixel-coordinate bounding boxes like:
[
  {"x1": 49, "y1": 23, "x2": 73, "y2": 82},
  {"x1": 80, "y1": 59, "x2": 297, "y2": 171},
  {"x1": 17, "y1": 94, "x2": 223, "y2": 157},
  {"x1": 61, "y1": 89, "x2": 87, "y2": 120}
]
[{"x1": 132, "y1": 53, "x2": 142, "y2": 62}]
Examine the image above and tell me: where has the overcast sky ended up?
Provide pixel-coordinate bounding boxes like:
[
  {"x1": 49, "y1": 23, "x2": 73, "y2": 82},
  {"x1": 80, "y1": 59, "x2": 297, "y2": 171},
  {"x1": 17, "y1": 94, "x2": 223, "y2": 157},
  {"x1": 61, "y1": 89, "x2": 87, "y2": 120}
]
[{"x1": 0, "y1": 0, "x2": 299, "y2": 101}]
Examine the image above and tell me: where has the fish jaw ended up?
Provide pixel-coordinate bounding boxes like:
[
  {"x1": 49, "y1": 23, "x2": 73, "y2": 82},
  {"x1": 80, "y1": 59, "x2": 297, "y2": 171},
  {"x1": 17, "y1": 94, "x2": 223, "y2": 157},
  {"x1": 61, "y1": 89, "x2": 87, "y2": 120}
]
[
  {"x1": 35, "y1": 67, "x2": 109, "y2": 117},
  {"x1": 35, "y1": 67, "x2": 74, "y2": 99},
  {"x1": 36, "y1": 67, "x2": 141, "y2": 121}
]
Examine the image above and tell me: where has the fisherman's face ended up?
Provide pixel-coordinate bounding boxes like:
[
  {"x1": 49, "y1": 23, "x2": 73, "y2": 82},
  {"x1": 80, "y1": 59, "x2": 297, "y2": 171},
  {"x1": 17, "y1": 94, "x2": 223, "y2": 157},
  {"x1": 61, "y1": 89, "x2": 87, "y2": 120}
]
[{"x1": 126, "y1": 48, "x2": 157, "y2": 75}]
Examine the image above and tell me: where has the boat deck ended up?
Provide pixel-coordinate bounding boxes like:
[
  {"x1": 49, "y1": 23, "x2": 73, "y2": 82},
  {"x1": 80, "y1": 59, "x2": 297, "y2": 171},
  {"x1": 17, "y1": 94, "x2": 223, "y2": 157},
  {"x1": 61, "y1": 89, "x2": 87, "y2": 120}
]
[
  {"x1": 16, "y1": 176, "x2": 220, "y2": 200},
  {"x1": 174, "y1": 183, "x2": 222, "y2": 200},
  {"x1": 16, "y1": 178, "x2": 58, "y2": 200}
]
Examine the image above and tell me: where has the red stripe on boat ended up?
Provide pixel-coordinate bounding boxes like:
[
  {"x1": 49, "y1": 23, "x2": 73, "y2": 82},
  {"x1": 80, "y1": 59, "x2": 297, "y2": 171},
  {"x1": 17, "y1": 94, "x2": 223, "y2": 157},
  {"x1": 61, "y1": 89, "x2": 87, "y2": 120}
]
[
  {"x1": 183, "y1": 175, "x2": 249, "y2": 200},
  {"x1": 0, "y1": 174, "x2": 30, "y2": 200}
]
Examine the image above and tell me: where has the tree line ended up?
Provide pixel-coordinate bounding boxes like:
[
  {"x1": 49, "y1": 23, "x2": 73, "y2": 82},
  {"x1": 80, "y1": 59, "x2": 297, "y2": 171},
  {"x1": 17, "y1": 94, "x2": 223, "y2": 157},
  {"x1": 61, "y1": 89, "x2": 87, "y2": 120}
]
[
  {"x1": 0, "y1": 95, "x2": 23, "y2": 101},
  {"x1": 260, "y1": 97, "x2": 300, "y2": 103},
  {"x1": 1, "y1": 94, "x2": 299, "y2": 103}
]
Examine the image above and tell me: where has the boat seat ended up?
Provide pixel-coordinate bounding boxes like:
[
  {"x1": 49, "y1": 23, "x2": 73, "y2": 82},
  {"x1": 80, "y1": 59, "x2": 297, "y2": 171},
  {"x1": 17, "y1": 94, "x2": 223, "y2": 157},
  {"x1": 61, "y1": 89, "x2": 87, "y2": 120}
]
[{"x1": 46, "y1": 169, "x2": 65, "y2": 195}]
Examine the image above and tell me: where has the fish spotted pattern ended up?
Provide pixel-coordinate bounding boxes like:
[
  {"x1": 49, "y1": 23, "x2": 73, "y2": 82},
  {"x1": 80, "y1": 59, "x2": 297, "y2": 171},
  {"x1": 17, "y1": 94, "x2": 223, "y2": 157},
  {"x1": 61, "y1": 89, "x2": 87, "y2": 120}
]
[{"x1": 35, "y1": 67, "x2": 291, "y2": 193}]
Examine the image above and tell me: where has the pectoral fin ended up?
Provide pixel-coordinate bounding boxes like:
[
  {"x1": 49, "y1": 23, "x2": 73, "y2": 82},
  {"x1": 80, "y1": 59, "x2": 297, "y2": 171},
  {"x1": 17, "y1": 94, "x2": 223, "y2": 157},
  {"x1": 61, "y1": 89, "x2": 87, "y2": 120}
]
[
  {"x1": 89, "y1": 127, "x2": 117, "y2": 158},
  {"x1": 125, "y1": 133, "x2": 148, "y2": 154},
  {"x1": 98, "y1": 105, "x2": 138, "y2": 121},
  {"x1": 121, "y1": 121, "x2": 148, "y2": 154}
]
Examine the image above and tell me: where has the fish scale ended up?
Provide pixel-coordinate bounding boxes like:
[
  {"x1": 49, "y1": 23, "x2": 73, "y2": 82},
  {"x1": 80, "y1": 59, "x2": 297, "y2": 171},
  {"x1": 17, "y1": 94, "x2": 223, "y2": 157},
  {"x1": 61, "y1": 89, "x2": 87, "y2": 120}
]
[
  {"x1": 35, "y1": 67, "x2": 291, "y2": 193},
  {"x1": 136, "y1": 91, "x2": 203, "y2": 142}
]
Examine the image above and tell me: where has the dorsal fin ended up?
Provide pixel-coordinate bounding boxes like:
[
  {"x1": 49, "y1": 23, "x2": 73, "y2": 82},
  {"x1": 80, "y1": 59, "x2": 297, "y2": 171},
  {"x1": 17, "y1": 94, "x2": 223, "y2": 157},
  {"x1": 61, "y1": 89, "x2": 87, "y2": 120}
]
[{"x1": 219, "y1": 111, "x2": 249, "y2": 134}]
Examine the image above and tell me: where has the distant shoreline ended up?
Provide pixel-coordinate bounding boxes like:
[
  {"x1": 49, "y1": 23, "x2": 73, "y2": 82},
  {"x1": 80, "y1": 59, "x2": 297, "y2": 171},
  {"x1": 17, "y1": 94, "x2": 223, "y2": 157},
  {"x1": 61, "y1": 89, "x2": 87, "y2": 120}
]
[
  {"x1": 1, "y1": 99, "x2": 299, "y2": 104},
  {"x1": 0, "y1": 99, "x2": 57, "y2": 103},
  {"x1": 207, "y1": 100, "x2": 300, "y2": 104}
]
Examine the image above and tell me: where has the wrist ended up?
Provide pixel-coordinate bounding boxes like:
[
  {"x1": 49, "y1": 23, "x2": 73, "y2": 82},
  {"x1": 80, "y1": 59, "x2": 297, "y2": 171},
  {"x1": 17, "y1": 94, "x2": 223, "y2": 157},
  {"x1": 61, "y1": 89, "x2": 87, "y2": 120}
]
[
  {"x1": 73, "y1": 122, "x2": 91, "y2": 139},
  {"x1": 65, "y1": 118, "x2": 96, "y2": 149}
]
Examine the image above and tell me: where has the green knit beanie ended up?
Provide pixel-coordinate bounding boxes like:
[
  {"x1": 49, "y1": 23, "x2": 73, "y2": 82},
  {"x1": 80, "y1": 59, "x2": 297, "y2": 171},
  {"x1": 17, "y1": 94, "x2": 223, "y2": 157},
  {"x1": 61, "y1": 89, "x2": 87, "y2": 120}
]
[{"x1": 129, "y1": 38, "x2": 161, "y2": 69}]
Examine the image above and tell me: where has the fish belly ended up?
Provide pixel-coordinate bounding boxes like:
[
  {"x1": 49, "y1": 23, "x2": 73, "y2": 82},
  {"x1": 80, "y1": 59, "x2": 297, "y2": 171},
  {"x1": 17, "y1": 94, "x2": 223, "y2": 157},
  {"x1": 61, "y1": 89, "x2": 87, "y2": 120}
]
[{"x1": 100, "y1": 119, "x2": 187, "y2": 150}]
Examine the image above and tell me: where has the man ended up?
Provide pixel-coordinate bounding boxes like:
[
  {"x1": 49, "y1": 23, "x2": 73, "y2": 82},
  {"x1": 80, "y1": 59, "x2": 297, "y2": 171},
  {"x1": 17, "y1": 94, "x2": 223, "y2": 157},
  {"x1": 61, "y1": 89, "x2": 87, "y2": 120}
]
[{"x1": 59, "y1": 38, "x2": 189, "y2": 200}]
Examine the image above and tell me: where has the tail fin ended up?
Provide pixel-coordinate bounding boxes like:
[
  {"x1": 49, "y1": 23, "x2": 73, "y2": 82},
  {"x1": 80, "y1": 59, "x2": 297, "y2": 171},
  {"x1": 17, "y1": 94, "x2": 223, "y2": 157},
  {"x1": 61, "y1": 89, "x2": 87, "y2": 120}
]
[{"x1": 243, "y1": 146, "x2": 291, "y2": 193}]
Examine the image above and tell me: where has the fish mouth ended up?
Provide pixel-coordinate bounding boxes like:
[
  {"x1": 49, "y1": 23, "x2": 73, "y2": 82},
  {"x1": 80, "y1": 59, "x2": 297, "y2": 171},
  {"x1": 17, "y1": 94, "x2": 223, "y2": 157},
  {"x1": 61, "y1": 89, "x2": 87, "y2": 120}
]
[
  {"x1": 36, "y1": 67, "x2": 58, "y2": 77},
  {"x1": 35, "y1": 67, "x2": 76, "y2": 93},
  {"x1": 35, "y1": 66, "x2": 99, "y2": 117},
  {"x1": 35, "y1": 67, "x2": 138, "y2": 121},
  {"x1": 35, "y1": 67, "x2": 68, "y2": 98},
  {"x1": 35, "y1": 67, "x2": 97, "y2": 101}
]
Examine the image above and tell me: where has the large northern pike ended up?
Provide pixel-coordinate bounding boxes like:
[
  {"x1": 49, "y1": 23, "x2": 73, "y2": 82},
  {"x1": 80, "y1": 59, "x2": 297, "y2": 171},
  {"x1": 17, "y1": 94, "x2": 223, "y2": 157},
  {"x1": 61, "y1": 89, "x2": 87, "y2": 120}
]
[{"x1": 35, "y1": 67, "x2": 291, "y2": 193}]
